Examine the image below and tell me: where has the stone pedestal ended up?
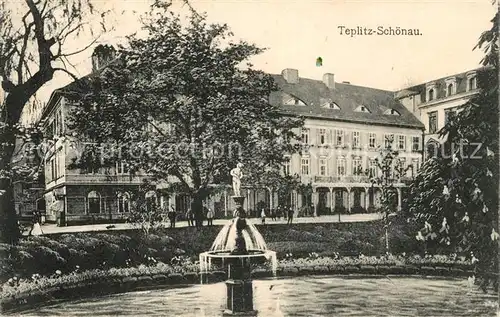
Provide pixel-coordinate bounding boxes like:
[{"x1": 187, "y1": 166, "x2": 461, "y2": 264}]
[
  {"x1": 223, "y1": 280, "x2": 256, "y2": 316},
  {"x1": 222, "y1": 195, "x2": 257, "y2": 316}
]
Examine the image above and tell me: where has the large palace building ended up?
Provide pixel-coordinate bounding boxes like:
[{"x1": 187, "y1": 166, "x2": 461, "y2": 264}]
[{"x1": 15, "y1": 45, "x2": 427, "y2": 226}]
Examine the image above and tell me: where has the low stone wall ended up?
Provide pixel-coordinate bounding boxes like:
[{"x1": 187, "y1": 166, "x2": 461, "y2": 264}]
[
  {"x1": 0, "y1": 270, "x2": 227, "y2": 314},
  {"x1": 1, "y1": 263, "x2": 473, "y2": 314},
  {"x1": 253, "y1": 263, "x2": 473, "y2": 279}
]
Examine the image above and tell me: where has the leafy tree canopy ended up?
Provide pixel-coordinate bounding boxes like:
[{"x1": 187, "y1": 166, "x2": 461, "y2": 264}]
[
  {"x1": 69, "y1": 3, "x2": 303, "y2": 212},
  {"x1": 405, "y1": 9, "x2": 499, "y2": 291}
]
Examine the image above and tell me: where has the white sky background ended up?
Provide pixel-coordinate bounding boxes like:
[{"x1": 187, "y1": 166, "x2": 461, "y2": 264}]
[{"x1": 32, "y1": 0, "x2": 496, "y2": 104}]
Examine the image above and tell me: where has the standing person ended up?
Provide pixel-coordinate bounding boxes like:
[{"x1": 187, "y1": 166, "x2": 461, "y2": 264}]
[
  {"x1": 271, "y1": 207, "x2": 277, "y2": 221},
  {"x1": 206, "y1": 208, "x2": 214, "y2": 226},
  {"x1": 168, "y1": 206, "x2": 177, "y2": 228},
  {"x1": 261, "y1": 208, "x2": 266, "y2": 224},
  {"x1": 287, "y1": 206, "x2": 294, "y2": 225},
  {"x1": 186, "y1": 208, "x2": 194, "y2": 227},
  {"x1": 29, "y1": 210, "x2": 44, "y2": 236}
]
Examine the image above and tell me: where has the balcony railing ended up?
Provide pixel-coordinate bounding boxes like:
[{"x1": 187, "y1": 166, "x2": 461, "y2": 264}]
[
  {"x1": 314, "y1": 175, "x2": 370, "y2": 183},
  {"x1": 314, "y1": 175, "x2": 414, "y2": 184},
  {"x1": 64, "y1": 174, "x2": 149, "y2": 184}
]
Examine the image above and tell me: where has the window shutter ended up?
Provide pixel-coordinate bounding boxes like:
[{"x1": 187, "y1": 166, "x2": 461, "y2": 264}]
[
  {"x1": 344, "y1": 130, "x2": 350, "y2": 147},
  {"x1": 316, "y1": 128, "x2": 320, "y2": 146},
  {"x1": 360, "y1": 132, "x2": 366, "y2": 149},
  {"x1": 326, "y1": 129, "x2": 332, "y2": 145}
]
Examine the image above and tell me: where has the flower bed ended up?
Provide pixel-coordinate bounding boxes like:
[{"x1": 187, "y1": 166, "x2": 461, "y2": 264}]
[{"x1": 0, "y1": 253, "x2": 474, "y2": 314}]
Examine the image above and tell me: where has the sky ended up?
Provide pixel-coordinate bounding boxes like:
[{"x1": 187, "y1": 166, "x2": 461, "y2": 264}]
[{"x1": 29, "y1": 0, "x2": 497, "y2": 105}]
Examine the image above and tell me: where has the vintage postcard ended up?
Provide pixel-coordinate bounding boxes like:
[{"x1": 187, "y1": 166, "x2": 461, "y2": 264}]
[{"x1": 0, "y1": 0, "x2": 499, "y2": 316}]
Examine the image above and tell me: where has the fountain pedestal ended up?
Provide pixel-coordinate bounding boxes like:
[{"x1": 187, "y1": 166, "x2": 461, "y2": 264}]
[{"x1": 223, "y1": 196, "x2": 257, "y2": 317}]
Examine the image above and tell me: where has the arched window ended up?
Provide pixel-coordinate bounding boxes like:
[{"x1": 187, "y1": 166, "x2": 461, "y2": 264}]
[
  {"x1": 117, "y1": 192, "x2": 131, "y2": 213},
  {"x1": 145, "y1": 190, "x2": 157, "y2": 212},
  {"x1": 428, "y1": 89, "x2": 434, "y2": 101},
  {"x1": 88, "y1": 191, "x2": 101, "y2": 214},
  {"x1": 447, "y1": 83, "x2": 453, "y2": 96},
  {"x1": 468, "y1": 77, "x2": 476, "y2": 90}
]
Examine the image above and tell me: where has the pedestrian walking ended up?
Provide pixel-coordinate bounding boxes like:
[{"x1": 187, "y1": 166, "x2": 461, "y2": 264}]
[
  {"x1": 287, "y1": 206, "x2": 294, "y2": 225},
  {"x1": 207, "y1": 208, "x2": 214, "y2": 226},
  {"x1": 261, "y1": 208, "x2": 266, "y2": 224}
]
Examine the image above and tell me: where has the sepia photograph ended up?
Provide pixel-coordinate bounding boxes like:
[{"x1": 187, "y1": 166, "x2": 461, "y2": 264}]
[{"x1": 0, "y1": 0, "x2": 499, "y2": 316}]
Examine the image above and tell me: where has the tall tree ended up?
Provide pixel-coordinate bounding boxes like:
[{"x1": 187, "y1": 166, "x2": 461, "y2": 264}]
[
  {"x1": 68, "y1": 3, "x2": 303, "y2": 218},
  {"x1": 405, "y1": 6, "x2": 499, "y2": 291},
  {"x1": 0, "y1": 0, "x2": 111, "y2": 243},
  {"x1": 366, "y1": 136, "x2": 412, "y2": 253}
]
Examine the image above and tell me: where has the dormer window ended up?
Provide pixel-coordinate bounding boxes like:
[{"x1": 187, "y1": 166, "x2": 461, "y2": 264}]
[
  {"x1": 283, "y1": 93, "x2": 306, "y2": 106},
  {"x1": 426, "y1": 82, "x2": 437, "y2": 102},
  {"x1": 466, "y1": 71, "x2": 477, "y2": 92},
  {"x1": 468, "y1": 77, "x2": 477, "y2": 91},
  {"x1": 445, "y1": 77, "x2": 457, "y2": 97},
  {"x1": 355, "y1": 105, "x2": 370, "y2": 113},
  {"x1": 384, "y1": 108, "x2": 400, "y2": 116},
  {"x1": 322, "y1": 101, "x2": 340, "y2": 109}
]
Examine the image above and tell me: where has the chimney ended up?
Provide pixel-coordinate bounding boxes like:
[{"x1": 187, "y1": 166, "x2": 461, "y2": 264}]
[
  {"x1": 323, "y1": 73, "x2": 335, "y2": 89},
  {"x1": 91, "y1": 44, "x2": 116, "y2": 72},
  {"x1": 282, "y1": 68, "x2": 299, "y2": 84}
]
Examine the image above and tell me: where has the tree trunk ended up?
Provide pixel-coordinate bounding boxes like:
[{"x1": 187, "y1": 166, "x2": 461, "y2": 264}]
[
  {"x1": 0, "y1": 177, "x2": 19, "y2": 244},
  {"x1": 385, "y1": 213, "x2": 390, "y2": 253},
  {"x1": 0, "y1": 68, "x2": 55, "y2": 244},
  {"x1": 0, "y1": 117, "x2": 20, "y2": 244},
  {"x1": 190, "y1": 191, "x2": 205, "y2": 228}
]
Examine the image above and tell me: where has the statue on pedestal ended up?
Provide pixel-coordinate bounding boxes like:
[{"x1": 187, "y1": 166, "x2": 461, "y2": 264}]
[{"x1": 230, "y1": 163, "x2": 244, "y2": 197}]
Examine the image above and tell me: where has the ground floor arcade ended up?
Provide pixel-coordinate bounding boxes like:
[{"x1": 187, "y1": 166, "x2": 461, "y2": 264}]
[{"x1": 41, "y1": 183, "x2": 408, "y2": 226}]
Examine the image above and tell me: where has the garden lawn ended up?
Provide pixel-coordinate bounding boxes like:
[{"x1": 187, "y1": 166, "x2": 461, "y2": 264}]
[{"x1": 0, "y1": 219, "x2": 420, "y2": 284}]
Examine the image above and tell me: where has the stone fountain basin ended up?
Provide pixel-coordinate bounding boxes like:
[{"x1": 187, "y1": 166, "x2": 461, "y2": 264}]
[
  {"x1": 199, "y1": 250, "x2": 277, "y2": 271},
  {"x1": 200, "y1": 250, "x2": 276, "y2": 264}
]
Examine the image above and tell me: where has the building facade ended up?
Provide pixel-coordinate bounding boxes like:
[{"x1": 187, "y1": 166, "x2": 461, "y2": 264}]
[
  {"x1": 395, "y1": 67, "x2": 489, "y2": 158},
  {"x1": 268, "y1": 69, "x2": 424, "y2": 217},
  {"x1": 31, "y1": 47, "x2": 426, "y2": 225}
]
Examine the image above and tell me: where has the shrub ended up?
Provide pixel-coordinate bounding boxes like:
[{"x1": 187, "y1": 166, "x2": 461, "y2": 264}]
[
  {"x1": 20, "y1": 246, "x2": 66, "y2": 275},
  {"x1": 23, "y1": 237, "x2": 71, "y2": 260}
]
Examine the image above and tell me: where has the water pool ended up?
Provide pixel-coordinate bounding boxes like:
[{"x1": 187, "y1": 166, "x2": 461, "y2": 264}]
[{"x1": 20, "y1": 276, "x2": 497, "y2": 316}]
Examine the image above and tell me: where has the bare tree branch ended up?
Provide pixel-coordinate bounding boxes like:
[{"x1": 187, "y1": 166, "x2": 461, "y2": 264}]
[
  {"x1": 59, "y1": 22, "x2": 90, "y2": 45},
  {"x1": 53, "y1": 67, "x2": 80, "y2": 81},
  {"x1": 54, "y1": 35, "x2": 99, "y2": 59},
  {"x1": 17, "y1": 12, "x2": 35, "y2": 84}
]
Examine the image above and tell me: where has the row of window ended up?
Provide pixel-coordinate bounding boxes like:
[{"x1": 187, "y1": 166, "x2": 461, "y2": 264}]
[
  {"x1": 428, "y1": 108, "x2": 458, "y2": 134},
  {"x1": 46, "y1": 108, "x2": 64, "y2": 139},
  {"x1": 87, "y1": 191, "x2": 132, "y2": 214},
  {"x1": 46, "y1": 150, "x2": 65, "y2": 183},
  {"x1": 300, "y1": 129, "x2": 421, "y2": 151},
  {"x1": 86, "y1": 190, "x2": 160, "y2": 214},
  {"x1": 426, "y1": 76, "x2": 477, "y2": 102},
  {"x1": 284, "y1": 95, "x2": 401, "y2": 116},
  {"x1": 284, "y1": 156, "x2": 419, "y2": 177}
]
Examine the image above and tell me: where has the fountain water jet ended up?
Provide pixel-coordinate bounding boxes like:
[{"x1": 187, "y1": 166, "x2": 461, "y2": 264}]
[{"x1": 199, "y1": 194, "x2": 277, "y2": 316}]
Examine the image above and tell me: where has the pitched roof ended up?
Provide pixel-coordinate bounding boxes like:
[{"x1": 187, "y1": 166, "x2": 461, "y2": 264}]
[
  {"x1": 40, "y1": 59, "x2": 121, "y2": 121},
  {"x1": 270, "y1": 75, "x2": 424, "y2": 129}
]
